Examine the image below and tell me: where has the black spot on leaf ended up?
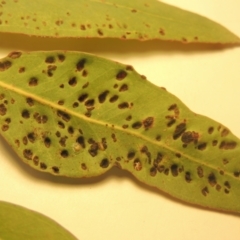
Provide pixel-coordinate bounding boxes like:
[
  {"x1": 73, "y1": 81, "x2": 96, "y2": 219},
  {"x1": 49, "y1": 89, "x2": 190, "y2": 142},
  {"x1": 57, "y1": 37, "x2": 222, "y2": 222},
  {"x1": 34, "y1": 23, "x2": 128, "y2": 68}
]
[{"x1": 116, "y1": 70, "x2": 127, "y2": 80}]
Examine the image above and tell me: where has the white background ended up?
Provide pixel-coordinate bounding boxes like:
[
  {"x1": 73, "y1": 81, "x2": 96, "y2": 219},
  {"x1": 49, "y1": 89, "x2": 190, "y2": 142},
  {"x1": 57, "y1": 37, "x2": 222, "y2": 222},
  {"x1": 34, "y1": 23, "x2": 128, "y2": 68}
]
[{"x1": 0, "y1": 1, "x2": 240, "y2": 239}]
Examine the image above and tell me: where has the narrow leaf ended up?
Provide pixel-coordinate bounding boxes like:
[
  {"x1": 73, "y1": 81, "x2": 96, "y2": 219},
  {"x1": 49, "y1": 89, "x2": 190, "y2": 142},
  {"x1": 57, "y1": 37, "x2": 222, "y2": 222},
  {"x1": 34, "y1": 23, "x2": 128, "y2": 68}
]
[
  {"x1": 0, "y1": 201, "x2": 77, "y2": 240},
  {"x1": 0, "y1": 51, "x2": 240, "y2": 213},
  {"x1": 0, "y1": 0, "x2": 239, "y2": 44}
]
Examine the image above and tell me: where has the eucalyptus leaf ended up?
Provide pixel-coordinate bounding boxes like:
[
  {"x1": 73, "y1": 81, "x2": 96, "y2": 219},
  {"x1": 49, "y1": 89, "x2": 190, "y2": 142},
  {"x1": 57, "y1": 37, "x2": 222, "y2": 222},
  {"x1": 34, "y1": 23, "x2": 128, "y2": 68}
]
[
  {"x1": 0, "y1": 0, "x2": 239, "y2": 44},
  {"x1": 0, "y1": 201, "x2": 77, "y2": 240},
  {"x1": 0, "y1": 51, "x2": 240, "y2": 213}
]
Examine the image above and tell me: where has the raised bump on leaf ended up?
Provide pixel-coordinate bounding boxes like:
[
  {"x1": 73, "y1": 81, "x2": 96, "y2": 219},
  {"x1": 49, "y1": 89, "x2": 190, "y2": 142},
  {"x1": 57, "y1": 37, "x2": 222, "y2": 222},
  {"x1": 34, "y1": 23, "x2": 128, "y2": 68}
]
[
  {"x1": 0, "y1": 51, "x2": 240, "y2": 213},
  {"x1": 0, "y1": 1, "x2": 239, "y2": 44}
]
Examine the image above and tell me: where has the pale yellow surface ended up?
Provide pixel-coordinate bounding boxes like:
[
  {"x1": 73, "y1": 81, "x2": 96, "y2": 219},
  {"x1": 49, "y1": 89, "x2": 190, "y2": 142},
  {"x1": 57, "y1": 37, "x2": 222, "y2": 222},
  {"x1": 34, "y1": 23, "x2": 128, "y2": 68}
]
[{"x1": 0, "y1": 1, "x2": 240, "y2": 239}]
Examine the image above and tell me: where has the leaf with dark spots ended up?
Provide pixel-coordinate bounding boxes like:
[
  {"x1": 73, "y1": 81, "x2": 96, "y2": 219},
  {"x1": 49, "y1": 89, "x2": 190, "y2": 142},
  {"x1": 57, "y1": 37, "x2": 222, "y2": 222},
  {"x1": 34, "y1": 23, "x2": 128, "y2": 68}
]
[
  {"x1": 0, "y1": 0, "x2": 239, "y2": 44},
  {"x1": 1, "y1": 51, "x2": 240, "y2": 214}
]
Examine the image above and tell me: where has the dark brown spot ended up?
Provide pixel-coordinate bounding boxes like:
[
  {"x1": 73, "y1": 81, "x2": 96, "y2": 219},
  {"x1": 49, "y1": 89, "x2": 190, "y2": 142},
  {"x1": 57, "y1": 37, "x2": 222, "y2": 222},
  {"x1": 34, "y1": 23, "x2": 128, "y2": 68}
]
[
  {"x1": 76, "y1": 59, "x2": 86, "y2": 71},
  {"x1": 58, "y1": 121, "x2": 65, "y2": 129},
  {"x1": 29, "y1": 77, "x2": 38, "y2": 86},
  {"x1": 40, "y1": 162, "x2": 47, "y2": 170},
  {"x1": 72, "y1": 102, "x2": 79, "y2": 108},
  {"x1": 78, "y1": 93, "x2": 88, "y2": 102},
  {"x1": 80, "y1": 24, "x2": 86, "y2": 30},
  {"x1": 97, "y1": 29, "x2": 103, "y2": 36},
  {"x1": 224, "y1": 181, "x2": 231, "y2": 189},
  {"x1": 45, "y1": 56, "x2": 55, "y2": 63},
  {"x1": 168, "y1": 104, "x2": 177, "y2": 111},
  {"x1": 173, "y1": 123, "x2": 186, "y2": 139},
  {"x1": 212, "y1": 140, "x2": 218, "y2": 146},
  {"x1": 68, "y1": 77, "x2": 77, "y2": 86},
  {"x1": 59, "y1": 84, "x2": 64, "y2": 88},
  {"x1": 21, "y1": 109, "x2": 30, "y2": 119},
  {"x1": 126, "y1": 115, "x2": 132, "y2": 121},
  {"x1": 33, "y1": 156, "x2": 39, "y2": 166},
  {"x1": 111, "y1": 133, "x2": 117, "y2": 142},
  {"x1": 157, "y1": 165, "x2": 165, "y2": 173},
  {"x1": 132, "y1": 122, "x2": 142, "y2": 129},
  {"x1": 85, "y1": 99, "x2": 95, "y2": 108},
  {"x1": 119, "y1": 84, "x2": 128, "y2": 92},
  {"x1": 23, "y1": 149, "x2": 33, "y2": 160},
  {"x1": 1, "y1": 124, "x2": 9, "y2": 131},
  {"x1": 202, "y1": 187, "x2": 209, "y2": 196},
  {"x1": 127, "y1": 151, "x2": 135, "y2": 160},
  {"x1": 100, "y1": 158, "x2": 109, "y2": 168},
  {"x1": 159, "y1": 28, "x2": 165, "y2": 35},
  {"x1": 47, "y1": 65, "x2": 57, "y2": 77},
  {"x1": 98, "y1": 90, "x2": 109, "y2": 103},
  {"x1": 116, "y1": 70, "x2": 127, "y2": 80},
  {"x1": 26, "y1": 98, "x2": 34, "y2": 107},
  {"x1": 68, "y1": 126, "x2": 74, "y2": 134},
  {"x1": 208, "y1": 173, "x2": 217, "y2": 187},
  {"x1": 185, "y1": 172, "x2": 192, "y2": 183},
  {"x1": 197, "y1": 142, "x2": 207, "y2": 151},
  {"x1": 175, "y1": 153, "x2": 181, "y2": 158},
  {"x1": 224, "y1": 189, "x2": 230, "y2": 194},
  {"x1": 143, "y1": 117, "x2": 154, "y2": 129},
  {"x1": 57, "y1": 110, "x2": 71, "y2": 122},
  {"x1": 27, "y1": 132, "x2": 36, "y2": 143},
  {"x1": 216, "y1": 184, "x2": 221, "y2": 191},
  {"x1": 170, "y1": 164, "x2": 178, "y2": 177},
  {"x1": 8, "y1": 51, "x2": 22, "y2": 59},
  {"x1": 76, "y1": 136, "x2": 85, "y2": 148},
  {"x1": 197, "y1": 166, "x2": 204, "y2": 178},
  {"x1": 22, "y1": 136, "x2": 28, "y2": 145},
  {"x1": 58, "y1": 54, "x2": 65, "y2": 62},
  {"x1": 155, "y1": 135, "x2": 161, "y2": 141},
  {"x1": 164, "y1": 168, "x2": 169, "y2": 175},
  {"x1": 221, "y1": 128, "x2": 229, "y2": 137},
  {"x1": 133, "y1": 158, "x2": 142, "y2": 171},
  {"x1": 88, "y1": 142, "x2": 99, "y2": 157},
  {"x1": 19, "y1": 67, "x2": 25, "y2": 73},
  {"x1": 82, "y1": 70, "x2": 88, "y2": 77},
  {"x1": 234, "y1": 171, "x2": 240, "y2": 177},
  {"x1": 0, "y1": 60, "x2": 12, "y2": 71},
  {"x1": 219, "y1": 141, "x2": 237, "y2": 150},
  {"x1": 208, "y1": 127, "x2": 214, "y2": 134},
  {"x1": 153, "y1": 153, "x2": 163, "y2": 167},
  {"x1": 167, "y1": 119, "x2": 176, "y2": 127},
  {"x1": 60, "y1": 149, "x2": 69, "y2": 158},
  {"x1": 0, "y1": 104, "x2": 7, "y2": 116},
  {"x1": 118, "y1": 102, "x2": 129, "y2": 109},
  {"x1": 150, "y1": 167, "x2": 157, "y2": 177},
  {"x1": 43, "y1": 137, "x2": 51, "y2": 148},
  {"x1": 52, "y1": 166, "x2": 59, "y2": 173},
  {"x1": 181, "y1": 131, "x2": 199, "y2": 144},
  {"x1": 58, "y1": 100, "x2": 64, "y2": 105},
  {"x1": 59, "y1": 136, "x2": 68, "y2": 147},
  {"x1": 109, "y1": 95, "x2": 119, "y2": 103}
]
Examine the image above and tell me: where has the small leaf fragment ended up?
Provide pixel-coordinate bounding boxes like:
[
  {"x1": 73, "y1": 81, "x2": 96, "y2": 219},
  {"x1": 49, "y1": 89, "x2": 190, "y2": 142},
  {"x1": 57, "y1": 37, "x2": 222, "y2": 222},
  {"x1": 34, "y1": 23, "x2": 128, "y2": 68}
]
[
  {"x1": 0, "y1": 51, "x2": 240, "y2": 213},
  {"x1": 0, "y1": 0, "x2": 239, "y2": 44},
  {"x1": 0, "y1": 201, "x2": 77, "y2": 240}
]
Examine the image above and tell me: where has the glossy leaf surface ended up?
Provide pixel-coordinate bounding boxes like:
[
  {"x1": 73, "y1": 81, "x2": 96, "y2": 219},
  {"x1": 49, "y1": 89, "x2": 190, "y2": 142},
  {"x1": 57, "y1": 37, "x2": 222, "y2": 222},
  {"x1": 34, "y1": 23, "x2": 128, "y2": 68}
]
[
  {"x1": 0, "y1": 201, "x2": 77, "y2": 240},
  {"x1": 0, "y1": 51, "x2": 240, "y2": 213},
  {"x1": 0, "y1": 0, "x2": 239, "y2": 43}
]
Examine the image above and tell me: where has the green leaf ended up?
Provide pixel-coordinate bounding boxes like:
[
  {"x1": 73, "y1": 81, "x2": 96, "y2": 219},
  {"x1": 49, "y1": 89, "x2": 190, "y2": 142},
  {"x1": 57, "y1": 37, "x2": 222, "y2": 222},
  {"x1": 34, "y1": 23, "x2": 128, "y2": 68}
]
[
  {"x1": 0, "y1": 51, "x2": 240, "y2": 213},
  {"x1": 0, "y1": 0, "x2": 239, "y2": 44},
  {"x1": 0, "y1": 201, "x2": 77, "y2": 240}
]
